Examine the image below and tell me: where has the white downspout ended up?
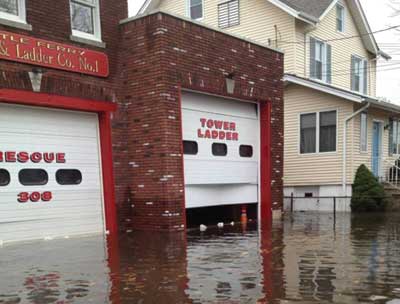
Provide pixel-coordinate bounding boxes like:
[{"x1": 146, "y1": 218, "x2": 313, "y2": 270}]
[{"x1": 342, "y1": 102, "x2": 370, "y2": 195}]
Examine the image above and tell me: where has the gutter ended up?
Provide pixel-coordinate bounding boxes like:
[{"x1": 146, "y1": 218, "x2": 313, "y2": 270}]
[{"x1": 342, "y1": 102, "x2": 370, "y2": 195}]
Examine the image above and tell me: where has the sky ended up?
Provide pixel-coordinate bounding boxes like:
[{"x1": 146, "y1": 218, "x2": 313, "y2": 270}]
[{"x1": 128, "y1": 0, "x2": 400, "y2": 103}]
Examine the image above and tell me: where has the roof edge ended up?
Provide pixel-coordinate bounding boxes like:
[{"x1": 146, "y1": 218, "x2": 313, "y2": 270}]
[
  {"x1": 283, "y1": 74, "x2": 364, "y2": 103},
  {"x1": 284, "y1": 74, "x2": 400, "y2": 113},
  {"x1": 267, "y1": 0, "x2": 317, "y2": 25},
  {"x1": 120, "y1": 10, "x2": 284, "y2": 54},
  {"x1": 138, "y1": 0, "x2": 155, "y2": 14}
]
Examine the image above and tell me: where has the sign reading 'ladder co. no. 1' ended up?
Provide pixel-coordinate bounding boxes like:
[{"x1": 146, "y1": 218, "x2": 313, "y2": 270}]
[{"x1": 0, "y1": 30, "x2": 109, "y2": 77}]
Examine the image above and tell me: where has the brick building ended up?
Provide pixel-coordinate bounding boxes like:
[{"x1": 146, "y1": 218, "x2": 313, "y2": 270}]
[{"x1": 0, "y1": 0, "x2": 283, "y2": 243}]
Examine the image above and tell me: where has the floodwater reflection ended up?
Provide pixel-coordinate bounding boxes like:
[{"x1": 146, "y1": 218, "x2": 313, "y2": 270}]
[{"x1": 1, "y1": 213, "x2": 400, "y2": 303}]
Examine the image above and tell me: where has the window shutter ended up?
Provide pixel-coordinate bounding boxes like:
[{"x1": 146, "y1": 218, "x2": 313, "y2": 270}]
[
  {"x1": 310, "y1": 37, "x2": 316, "y2": 79},
  {"x1": 350, "y1": 55, "x2": 356, "y2": 91},
  {"x1": 363, "y1": 60, "x2": 368, "y2": 95},
  {"x1": 326, "y1": 44, "x2": 332, "y2": 84},
  {"x1": 218, "y1": 0, "x2": 240, "y2": 29}
]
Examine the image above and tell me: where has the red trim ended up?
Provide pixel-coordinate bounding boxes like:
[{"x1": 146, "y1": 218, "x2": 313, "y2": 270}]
[
  {"x1": 177, "y1": 86, "x2": 187, "y2": 229},
  {"x1": 179, "y1": 88, "x2": 272, "y2": 223},
  {"x1": 0, "y1": 89, "x2": 116, "y2": 112},
  {"x1": 0, "y1": 89, "x2": 118, "y2": 234},
  {"x1": 260, "y1": 101, "x2": 272, "y2": 222},
  {"x1": 106, "y1": 234, "x2": 121, "y2": 304}
]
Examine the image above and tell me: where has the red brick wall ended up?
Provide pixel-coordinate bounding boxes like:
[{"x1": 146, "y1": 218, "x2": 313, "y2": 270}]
[
  {"x1": 0, "y1": 0, "x2": 127, "y2": 99},
  {"x1": 116, "y1": 12, "x2": 284, "y2": 231}
]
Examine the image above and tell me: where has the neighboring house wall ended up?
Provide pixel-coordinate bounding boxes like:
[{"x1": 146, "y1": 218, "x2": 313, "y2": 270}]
[
  {"x1": 285, "y1": 83, "x2": 395, "y2": 189},
  {"x1": 157, "y1": 0, "x2": 297, "y2": 73},
  {"x1": 156, "y1": 0, "x2": 377, "y2": 95},
  {"x1": 294, "y1": 0, "x2": 377, "y2": 96},
  {"x1": 350, "y1": 107, "x2": 393, "y2": 180},
  {"x1": 284, "y1": 84, "x2": 354, "y2": 186}
]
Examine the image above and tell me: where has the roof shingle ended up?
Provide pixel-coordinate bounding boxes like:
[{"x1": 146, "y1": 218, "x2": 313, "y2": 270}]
[{"x1": 278, "y1": 0, "x2": 334, "y2": 19}]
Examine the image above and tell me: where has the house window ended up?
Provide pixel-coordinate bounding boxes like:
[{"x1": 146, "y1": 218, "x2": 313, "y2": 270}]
[
  {"x1": 300, "y1": 113, "x2": 317, "y2": 154},
  {"x1": 360, "y1": 112, "x2": 368, "y2": 152},
  {"x1": 0, "y1": 0, "x2": 26, "y2": 23},
  {"x1": 336, "y1": 4, "x2": 345, "y2": 32},
  {"x1": 310, "y1": 37, "x2": 332, "y2": 83},
  {"x1": 183, "y1": 140, "x2": 198, "y2": 155},
  {"x1": 70, "y1": 0, "x2": 101, "y2": 40},
  {"x1": 218, "y1": 0, "x2": 240, "y2": 29},
  {"x1": 351, "y1": 55, "x2": 368, "y2": 94},
  {"x1": 389, "y1": 119, "x2": 400, "y2": 155},
  {"x1": 319, "y1": 111, "x2": 337, "y2": 152},
  {"x1": 300, "y1": 111, "x2": 337, "y2": 154},
  {"x1": 188, "y1": 0, "x2": 203, "y2": 20}
]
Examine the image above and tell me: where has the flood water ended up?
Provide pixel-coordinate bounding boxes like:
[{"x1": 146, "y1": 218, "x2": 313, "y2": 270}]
[{"x1": 1, "y1": 213, "x2": 400, "y2": 304}]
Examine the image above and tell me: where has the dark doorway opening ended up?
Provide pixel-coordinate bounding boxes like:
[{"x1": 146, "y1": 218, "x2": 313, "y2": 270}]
[{"x1": 186, "y1": 203, "x2": 258, "y2": 228}]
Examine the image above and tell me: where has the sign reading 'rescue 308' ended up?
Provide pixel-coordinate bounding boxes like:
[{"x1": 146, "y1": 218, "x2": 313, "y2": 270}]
[{"x1": 0, "y1": 30, "x2": 109, "y2": 77}]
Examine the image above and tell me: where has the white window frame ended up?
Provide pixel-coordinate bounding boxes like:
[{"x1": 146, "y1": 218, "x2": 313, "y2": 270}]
[
  {"x1": 389, "y1": 118, "x2": 400, "y2": 156},
  {"x1": 360, "y1": 112, "x2": 368, "y2": 153},
  {"x1": 70, "y1": 0, "x2": 102, "y2": 42},
  {"x1": 0, "y1": 0, "x2": 26, "y2": 24},
  {"x1": 336, "y1": 3, "x2": 345, "y2": 33},
  {"x1": 351, "y1": 55, "x2": 367, "y2": 94},
  {"x1": 311, "y1": 38, "x2": 330, "y2": 83},
  {"x1": 186, "y1": 0, "x2": 204, "y2": 20},
  {"x1": 299, "y1": 110, "x2": 338, "y2": 155},
  {"x1": 218, "y1": 0, "x2": 240, "y2": 29}
]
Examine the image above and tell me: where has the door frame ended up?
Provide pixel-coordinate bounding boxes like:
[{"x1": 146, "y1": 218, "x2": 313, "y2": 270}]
[
  {"x1": 372, "y1": 119, "x2": 383, "y2": 179},
  {"x1": 178, "y1": 87, "x2": 272, "y2": 222},
  {"x1": 0, "y1": 89, "x2": 118, "y2": 234}
]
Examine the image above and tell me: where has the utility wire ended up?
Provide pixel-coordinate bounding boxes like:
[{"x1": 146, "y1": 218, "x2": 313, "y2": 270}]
[
  {"x1": 317, "y1": 62, "x2": 400, "y2": 75},
  {"x1": 275, "y1": 24, "x2": 400, "y2": 44},
  {"x1": 317, "y1": 64, "x2": 400, "y2": 77}
]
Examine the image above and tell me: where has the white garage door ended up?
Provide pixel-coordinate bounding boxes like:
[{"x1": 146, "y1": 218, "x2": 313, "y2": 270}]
[
  {"x1": 182, "y1": 92, "x2": 259, "y2": 209},
  {"x1": 0, "y1": 103, "x2": 105, "y2": 244}
]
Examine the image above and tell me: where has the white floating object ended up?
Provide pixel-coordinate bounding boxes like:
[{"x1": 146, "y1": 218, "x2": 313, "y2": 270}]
[
  {"x1": 369, "y1": 295, "x2": 388, "y2": 301},
  {"x1": 44, "y1": 236, "x2": 53, "y2": 241},
  {"x1": 200, "y1": 224, "x2": 207, "y2": 232},
  {"x1": 230, "y1": 222, "x2": 235, "y2": 226},
  {"x1": 217, "y1": 222, "x2": 224, "y2": 228}
]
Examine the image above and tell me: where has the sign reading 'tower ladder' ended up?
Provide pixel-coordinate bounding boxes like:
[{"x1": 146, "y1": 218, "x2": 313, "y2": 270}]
[{"x1": 0, "y1": 30, "x2": 109, "y2": 77}]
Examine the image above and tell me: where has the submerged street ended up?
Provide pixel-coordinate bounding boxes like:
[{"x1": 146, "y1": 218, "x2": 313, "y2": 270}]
[{"x1": 1, "y1": 213, "x2": 400, "y2": 303}]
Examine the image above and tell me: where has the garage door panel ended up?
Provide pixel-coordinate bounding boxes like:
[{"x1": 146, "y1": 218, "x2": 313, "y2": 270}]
[
  {"x1": 0, "y1": 104, "x2": 105, "y2": 244},
  {"x1": 0, "y1": 106, "x2": 98, "y2": 136},
  {"x1": 185, "y1": 184, "x2": 258, "y2": 209},
  {"x1": 0, "y1": 195, "x2": 103, "y2": 212},
  {"x1": 0, "y1": 222, "x2": 104, "y2": 244},
  {"x1": 182, "y1": 92, "x2": 260, "y2": 209},
  {"x1": 184, "y1": 159, "x2": 258, "y2": 184}
]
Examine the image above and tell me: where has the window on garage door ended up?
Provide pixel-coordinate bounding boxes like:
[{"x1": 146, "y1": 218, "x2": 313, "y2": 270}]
[
  {"x1": 56, "y1": 169, "x2": 83, "y2": 185},
  {"x1": 0, "y1": 169, "x2": 10, "y2": 186},
  {"x1": 239, "y1": 145, "x2": 253, "y2": 158},
  {"x1": 212, "y1": 143, "x2": 228, "y2": 156},
  {"x1": 183, "y1": 141, "x2": 198, "y2": 155},
  {"x1": 19, "y1": 169, "x2": 48, "y2": 186}
]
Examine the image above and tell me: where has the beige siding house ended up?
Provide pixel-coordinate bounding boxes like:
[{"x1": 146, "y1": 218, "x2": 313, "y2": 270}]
[{"x1": 139, "y1": 0, "x2": 400, "y2": 211}]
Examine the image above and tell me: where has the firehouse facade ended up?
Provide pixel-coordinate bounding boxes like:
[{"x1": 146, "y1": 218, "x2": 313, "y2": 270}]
[{"x1": 0, "y1": 0, "x2": 283, "y2": 243}]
